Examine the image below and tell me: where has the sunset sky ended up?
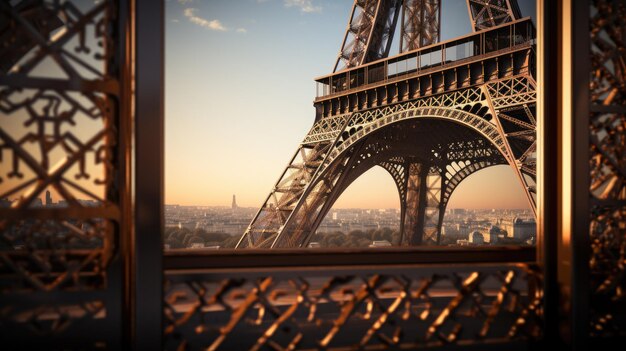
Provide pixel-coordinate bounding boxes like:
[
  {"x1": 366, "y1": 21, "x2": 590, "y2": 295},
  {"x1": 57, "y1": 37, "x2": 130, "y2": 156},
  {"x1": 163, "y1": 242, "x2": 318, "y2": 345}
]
[{"x1": 164, "y1": 0, "x2": 536, "y2": 209}]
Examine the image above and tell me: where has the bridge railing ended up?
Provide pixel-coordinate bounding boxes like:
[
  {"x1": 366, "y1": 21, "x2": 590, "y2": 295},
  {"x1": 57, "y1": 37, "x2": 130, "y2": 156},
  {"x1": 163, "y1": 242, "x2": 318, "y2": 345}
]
[{"x1": 315, "y1": 17, "x2": 535, "y2": 98}]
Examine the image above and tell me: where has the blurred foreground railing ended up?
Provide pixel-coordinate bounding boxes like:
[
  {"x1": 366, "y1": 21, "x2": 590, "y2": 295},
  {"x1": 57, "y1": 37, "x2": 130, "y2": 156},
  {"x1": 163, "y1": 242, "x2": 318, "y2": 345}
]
[{"x1": 163, "y1": 247, "x2": 542, "y2": 350}]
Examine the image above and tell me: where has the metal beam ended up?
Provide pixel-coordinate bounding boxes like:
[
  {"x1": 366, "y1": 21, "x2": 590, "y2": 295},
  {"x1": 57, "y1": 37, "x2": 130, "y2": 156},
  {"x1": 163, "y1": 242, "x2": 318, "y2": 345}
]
[
  {"x1": 334, "y1": 0, "x2": 402, "y2": 72},
  {"x1": 134, "y1": 0, "x2": 164, "y2": 348},
  {"x1": 466, "y1": 0, "x2": 521, "y2": 32},
  {"x1": 400, "y1": 0, "x2": 441, "y2": 52},
  {"x1": 557, "y1": 0, "x2": 590, "y2": 348}
]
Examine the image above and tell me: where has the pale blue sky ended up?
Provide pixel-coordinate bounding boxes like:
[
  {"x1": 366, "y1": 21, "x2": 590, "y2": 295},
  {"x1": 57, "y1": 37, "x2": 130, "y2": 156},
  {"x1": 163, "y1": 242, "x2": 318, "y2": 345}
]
[{"x1": 165, "y1": 0, "x2": 536, "y2": 209}]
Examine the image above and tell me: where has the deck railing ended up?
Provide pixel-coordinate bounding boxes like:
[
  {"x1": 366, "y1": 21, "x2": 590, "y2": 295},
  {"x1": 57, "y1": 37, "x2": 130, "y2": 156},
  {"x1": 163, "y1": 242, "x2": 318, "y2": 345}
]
[{"x1": 315, "y1": 17, "x2": 535, "y2": 99}]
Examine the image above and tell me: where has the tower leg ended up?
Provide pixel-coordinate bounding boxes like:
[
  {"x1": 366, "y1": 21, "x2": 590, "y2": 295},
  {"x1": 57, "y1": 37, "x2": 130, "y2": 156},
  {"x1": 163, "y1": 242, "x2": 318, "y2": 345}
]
[
  {"x1": 400, "y1": 161, "x2": 429, "y2": 246},
  {"x1": 399, "y1": 161, "x2": 446, "y2": 246},
  {"x1": 422, "y1": 167, "x2": 443, "y2": 244},
  {"x1": 436, "y1": 172, "x2": 446, "y2": 244}
]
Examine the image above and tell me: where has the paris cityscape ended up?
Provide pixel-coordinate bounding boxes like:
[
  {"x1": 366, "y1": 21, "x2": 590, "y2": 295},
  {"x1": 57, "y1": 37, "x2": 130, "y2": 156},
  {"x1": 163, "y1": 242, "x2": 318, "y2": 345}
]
[
  {"x1": 164, "y1": 0, "x2": 539, "y2": 250},
  {"x1": 5, "y1": 0, "x2": 624, "y2": 348},
  {"x1": 0, "y1": 191, "x2": 535, "y2": 250},
  {"x1": 164, "y1": 195, "x2": 535, "y2": 250},
  {"x1": 0, "y1": 0, "x2": 540, "y2": 254}
]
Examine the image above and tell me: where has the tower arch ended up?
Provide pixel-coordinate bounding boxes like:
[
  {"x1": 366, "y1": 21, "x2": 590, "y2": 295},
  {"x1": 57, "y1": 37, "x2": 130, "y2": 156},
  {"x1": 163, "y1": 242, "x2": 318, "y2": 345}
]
[{"x1": 262, "y1": 110, "x2": 510, "y2": 248}]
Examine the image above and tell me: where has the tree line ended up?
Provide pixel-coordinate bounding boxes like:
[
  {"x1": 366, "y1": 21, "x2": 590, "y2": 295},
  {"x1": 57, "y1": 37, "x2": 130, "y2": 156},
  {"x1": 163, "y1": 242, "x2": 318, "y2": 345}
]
[{"x1": 164, "y1": 227, "x2": 403, "y2": 249}]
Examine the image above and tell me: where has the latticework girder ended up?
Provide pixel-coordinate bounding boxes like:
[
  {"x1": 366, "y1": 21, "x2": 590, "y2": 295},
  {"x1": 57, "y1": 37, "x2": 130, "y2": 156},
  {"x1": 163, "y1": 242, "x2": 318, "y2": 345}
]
[
  {"x1": 236, "y1": 142, "x2": 334, "y2": 248},
  {"x1": 466, "y1": 0, "x2": 521, "y2": 32},
  {"x1": 400, "y1": 0, "x2": 441, "y2": 52},
  {"x1": 483, "y1": 77, "x2": 538, "y2": 210},
  {"x1": 334, "y1": 0, "x2": 402, "y2": 72}
]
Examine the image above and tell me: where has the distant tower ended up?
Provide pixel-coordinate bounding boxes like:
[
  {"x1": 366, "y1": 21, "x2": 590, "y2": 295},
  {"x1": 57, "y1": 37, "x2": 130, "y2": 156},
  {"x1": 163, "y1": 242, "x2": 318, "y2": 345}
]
[
  {"x1": 45, "y1": 190, "x2": 52, "y2": 206},
  {"x1": 231, "y1": 194, "x2": 238, "y2": 209}
]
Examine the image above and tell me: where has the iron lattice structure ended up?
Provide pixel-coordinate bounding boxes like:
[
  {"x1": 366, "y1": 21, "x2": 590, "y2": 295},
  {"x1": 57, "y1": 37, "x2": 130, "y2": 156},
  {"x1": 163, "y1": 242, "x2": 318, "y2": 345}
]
[
  {"x1": 400, "y1": 0, "x2": 441, "y2": 52},
  {"x1": 238, "y1": 0, "x2": 535, "y2": 249},
  {"x1": 0, "y1": 0, "x2": 131, "y2": 347},
  {"x1": 333, "y1": 0, "x2": 401, "y2": 72},
  {"x1": 588, "y1": 0, "x2": 626, "y2": 337},
  {"x1": 467, "y1": 0, "x2": 522, "y2": 32},
  {"x1": 334, "y1": 0, "x2": 443, "y2": 71}
]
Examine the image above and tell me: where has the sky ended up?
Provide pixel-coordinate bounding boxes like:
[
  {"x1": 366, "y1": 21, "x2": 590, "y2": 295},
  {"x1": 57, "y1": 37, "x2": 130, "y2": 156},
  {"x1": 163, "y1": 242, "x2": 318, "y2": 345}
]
[{"x1": 165, "y1": 0, "x2": 536, "y2": 209}]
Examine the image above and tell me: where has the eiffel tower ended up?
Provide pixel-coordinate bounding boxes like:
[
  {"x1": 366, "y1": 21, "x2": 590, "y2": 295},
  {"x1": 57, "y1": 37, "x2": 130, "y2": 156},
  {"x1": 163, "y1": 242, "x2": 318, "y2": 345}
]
[{"x1": 237, "y1": 0, "x2": 536, "y2": 248}]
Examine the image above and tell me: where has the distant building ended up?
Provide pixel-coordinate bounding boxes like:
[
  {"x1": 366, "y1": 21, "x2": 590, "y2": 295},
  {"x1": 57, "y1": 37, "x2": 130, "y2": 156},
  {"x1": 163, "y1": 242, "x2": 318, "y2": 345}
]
[
  {"x1": 318, "y1": 222, "x2": 341, "y2": 232},
  {"x1": 45, "y1": 190, "x2": 52, "y2": 206},
  {"x1": 469, "y1": 231, "x2": 484, "y2": 244},
  {"x1": 456, "y1": 222, "x2": 471, "y2": 238},
  {"x1": 489, "y1": 225, "x2": 501, "y2": 244},
  {"x1": 502, "y1": 217, "x2": 536, "y2": 241},
  {"x1": 514, "y1": 217, "x2": 535, "y2": 240},
  {"x1": 231, "y1": 194, "x2": 238, "y2": 209}
]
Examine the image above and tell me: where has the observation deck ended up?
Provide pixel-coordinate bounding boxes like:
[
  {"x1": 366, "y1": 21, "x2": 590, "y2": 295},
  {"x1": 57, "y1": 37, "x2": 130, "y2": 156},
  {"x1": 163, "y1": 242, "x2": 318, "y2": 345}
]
[{"x1": 314, "y1": 17, "x2": 535, "y2": 119}]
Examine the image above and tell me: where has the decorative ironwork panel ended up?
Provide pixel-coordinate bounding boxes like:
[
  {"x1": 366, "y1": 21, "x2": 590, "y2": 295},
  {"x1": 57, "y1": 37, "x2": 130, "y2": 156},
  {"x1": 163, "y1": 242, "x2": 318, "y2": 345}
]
[
  {"x1": 164, "y1": 264, "x2": 542, "y2": 350},
  {"x1": 588, "y1": 0, "x2": 626, "y2": 338},
  {"x1": 0, "y1": 0, "x2": 129, "y2": 347}
]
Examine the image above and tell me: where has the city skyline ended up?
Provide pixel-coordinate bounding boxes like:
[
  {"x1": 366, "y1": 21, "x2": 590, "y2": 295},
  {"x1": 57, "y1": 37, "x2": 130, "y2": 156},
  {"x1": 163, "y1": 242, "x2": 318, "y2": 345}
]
[
  {"x1": 163, "y1": 203, "x2": 536, "y2": 250},
  {"x1": 165, "y1": 0, "x2": 536, "y2": 210}
]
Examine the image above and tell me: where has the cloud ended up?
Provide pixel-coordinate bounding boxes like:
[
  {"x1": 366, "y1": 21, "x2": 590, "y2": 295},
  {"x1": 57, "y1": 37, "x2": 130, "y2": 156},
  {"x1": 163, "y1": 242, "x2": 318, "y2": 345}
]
[
  {"x1": 284, "y1": 0, "x2": 322, "y2": 13},
  {"x1": 236, "y1": 28, "x2": 248, "y2": 33},
  {"x1": 183, "y1": 8, "x2": 227, "y2": 31},
  {"x1": 178, "y1": 0, "x2": 193, "y2": 4}
]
